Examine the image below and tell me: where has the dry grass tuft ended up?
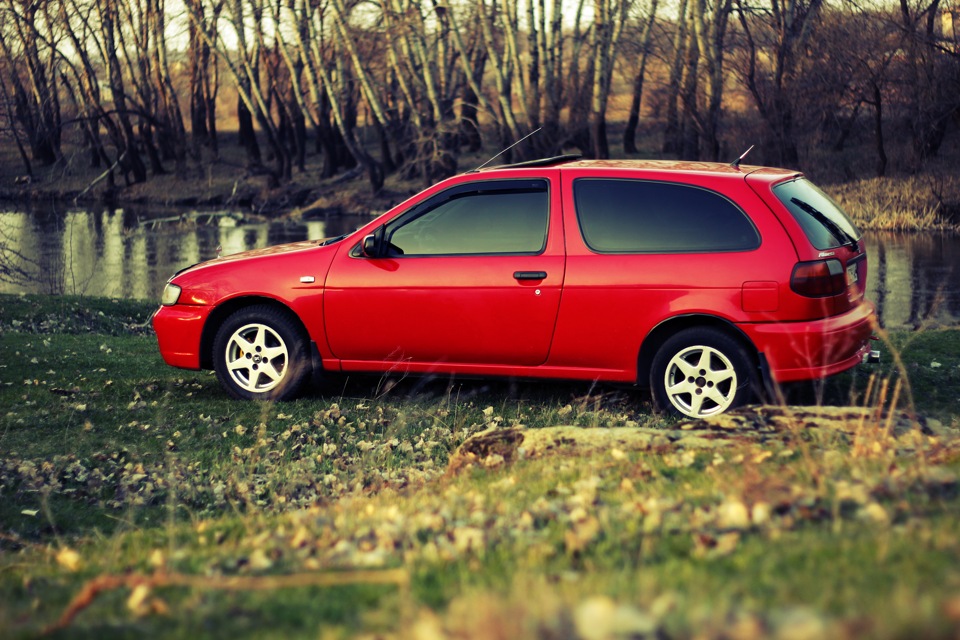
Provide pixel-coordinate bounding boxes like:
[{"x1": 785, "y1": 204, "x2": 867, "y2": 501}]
[{"x1": 825, "y1": 173, "x2": 960, "y2": 231}]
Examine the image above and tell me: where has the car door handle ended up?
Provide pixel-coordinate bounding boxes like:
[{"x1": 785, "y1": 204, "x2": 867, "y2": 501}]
[{"x1": 513, "y1": 271, "x2": 547, "y2": 280}]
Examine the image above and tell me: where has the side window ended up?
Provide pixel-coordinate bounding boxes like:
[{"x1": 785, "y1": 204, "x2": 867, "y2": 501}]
[
  {"x1": 387, "y1": 180, "x2": 548, "y2": 256},
  {"x1": 574, "y1": 179, "x2": 760, "y2": 253}
]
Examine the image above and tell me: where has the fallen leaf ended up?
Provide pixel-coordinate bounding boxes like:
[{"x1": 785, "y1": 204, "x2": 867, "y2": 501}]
[
  {"x1": 56, "y1": 547, "x2": 82, "y2": 572},
  {"x1": 717, "y1": 499, "x2": 751, "y2": 530},
  {"x1": 127, "y1": 584, "x2": 151, "y2": 615},
  {"x1": 247, "y1": 548, "x2": 273, "y2": 570},
  {"x1": 149, "y1": 549, "x2": 165, "y2": 568}
]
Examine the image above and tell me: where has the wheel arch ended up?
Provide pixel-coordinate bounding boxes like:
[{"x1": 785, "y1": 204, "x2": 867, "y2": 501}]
[
  {"x1": 200, "y1": 296, "x2": 310, "y2": 370},
  {"x1": 636, "y1": 314, "x2": 761, "y2": 386}
]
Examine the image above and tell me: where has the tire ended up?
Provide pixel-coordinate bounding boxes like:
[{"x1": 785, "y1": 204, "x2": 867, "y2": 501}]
[
  {"x1": 213, "y1": 305, "x2": 312, "y2": 401},
  {"x1": 650, "y1": 327, "x2": 757, "y2": 418}
]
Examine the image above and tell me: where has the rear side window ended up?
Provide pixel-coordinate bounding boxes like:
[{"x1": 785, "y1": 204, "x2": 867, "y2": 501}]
[
  {"x1": 388, "y1": 180, "x2": 548, "y2": 256},
  {"x1": 574, "y1": 179, "x2": 760, "y2": 253},
  {"x1": 773, "y1": 178, "x2": 861, "y2": 251}
]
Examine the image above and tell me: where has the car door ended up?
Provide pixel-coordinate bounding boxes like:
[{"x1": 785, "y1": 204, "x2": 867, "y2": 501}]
[{"x1": 323, "y1": 176, "x2": 565, "y2": 368}]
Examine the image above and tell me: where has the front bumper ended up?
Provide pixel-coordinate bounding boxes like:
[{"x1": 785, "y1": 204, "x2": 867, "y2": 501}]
[{"x1": 152, "y1": 304, "x2": 212, "y2": 370}]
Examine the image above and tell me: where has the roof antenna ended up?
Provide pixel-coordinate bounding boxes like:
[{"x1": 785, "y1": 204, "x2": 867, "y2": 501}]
[
  {"x1": 469, "y1": 128, "x2": 542, "y2": 173},
  {"x1": 728, "y1": 145, "x2": 755, "y2": 170}
]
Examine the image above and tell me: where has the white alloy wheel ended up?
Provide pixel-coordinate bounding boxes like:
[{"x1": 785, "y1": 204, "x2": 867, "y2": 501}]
[
  {"x1": 224, "y1": 322, "x2": 290, "y2": 393},
  {"x1": 213, "y1": 305, "x2": 311, "y2": 400},
  {"x1": 662, "y1": 344, "x2": 738, "y2": 417},
  {"x1": 650, "y1": 327, "x2": 757, "y2": 418}
]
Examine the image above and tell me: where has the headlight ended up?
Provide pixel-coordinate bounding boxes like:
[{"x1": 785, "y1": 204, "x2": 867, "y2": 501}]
[{"x1": 161, "y1": 283, "x2": 182, "y2": 306}]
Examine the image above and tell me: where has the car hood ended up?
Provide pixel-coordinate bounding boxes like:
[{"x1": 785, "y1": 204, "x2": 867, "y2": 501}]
[
  {"x1": 173, "y1": 238, "x2": 332, "y2": 278},
  {"x1": 215, "y1": 239, "x2": 325, "y2": 263},
  {"x1": 170, "y1": 238, "x2": 341, "y2": 282}
]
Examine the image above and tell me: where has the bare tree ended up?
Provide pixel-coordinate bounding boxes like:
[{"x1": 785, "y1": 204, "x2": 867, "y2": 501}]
[
  {"x1": 185, "y1": 0, "x2": 223, "y2": 159},
  {"x1": 691, "y1": 0, "x2": 732, "y2": 161},
  {"x1": 588, "y1": 0, "x2": 631, "y2": 158},
  {"x1": 896, "y1": 0, "x2": 960, "y2": 168},
  {"x1": 0, "y1": 0, "x2": 62, "y2": 166},
  {"x1": 734, "y1": 0, "x2": 825, "y2": 167},
  {"x1": 662, "y1": 0, "x2": 689, "y2": 154},
  {"x1": 623, "y1": 0, "x2": 659, "y2": 154}
]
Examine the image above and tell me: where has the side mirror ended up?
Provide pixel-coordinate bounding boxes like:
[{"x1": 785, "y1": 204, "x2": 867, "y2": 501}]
[
  {"x1": 361, "y1": 233, "x2": 379, "y2": 258},
  {"x1": 360, "y1": 225, "x2": 386, "y2": 258}
]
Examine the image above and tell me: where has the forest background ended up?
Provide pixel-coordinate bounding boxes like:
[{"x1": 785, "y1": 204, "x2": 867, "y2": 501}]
[{"x1": 1, "y1": 0, "x2": 959, "y2": 211}]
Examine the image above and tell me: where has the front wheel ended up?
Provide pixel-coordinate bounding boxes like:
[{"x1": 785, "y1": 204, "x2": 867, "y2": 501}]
[
  {"x1": 650, "y1": 328, "x2": 757, "y2": 418},
  {"x1": 213, "y1": 305, "x2": 311, "y2": 401}
]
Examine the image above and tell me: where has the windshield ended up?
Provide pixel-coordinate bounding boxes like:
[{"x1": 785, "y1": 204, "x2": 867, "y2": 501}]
[{"x1": 773, "y1": 178, "x2": 861, "y2": 251}]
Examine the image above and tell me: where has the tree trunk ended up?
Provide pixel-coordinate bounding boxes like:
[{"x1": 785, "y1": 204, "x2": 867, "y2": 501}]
[
  {"x1": 237, "y1": 92, "x2": 262, "y2": 166},
  {"x1": 623, "y1": 0, "x2": 659, "y2": 154},
  {"x1": 662, "y1": 0, "x2": 689, "y2": 154},
  {"x1": 871, "y1": 82, "x2": 886, "y2": 177},
  {"x1": 678, "y1": 10, "x2": 700, "y2": 161},
  {"x1": 99, "y1": 0, "x2": 147, "y2": 183}
]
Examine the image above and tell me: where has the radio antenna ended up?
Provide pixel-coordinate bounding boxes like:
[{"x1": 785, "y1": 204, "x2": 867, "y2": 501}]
[
  {"x1": 469, "y1": 128, "x2": 542, "y2": 173},
  {"x1": 728, "y1": 145, "x2": 755, "y2": 170}
]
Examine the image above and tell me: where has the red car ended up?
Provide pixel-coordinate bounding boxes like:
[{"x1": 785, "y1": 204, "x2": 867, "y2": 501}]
[{"x1": 153, "y1": 157, "x2": 876, "y2": 418}]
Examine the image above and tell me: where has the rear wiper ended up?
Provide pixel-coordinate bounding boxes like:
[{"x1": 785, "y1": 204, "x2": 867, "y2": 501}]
[{"x1": 790, "y1": 197, "x2": 858, "y2": 251}]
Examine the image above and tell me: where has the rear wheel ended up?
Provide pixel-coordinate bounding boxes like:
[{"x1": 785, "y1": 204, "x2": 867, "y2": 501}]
[
  {"x1": 213, "y1": 305, "x2": 311, "y2": 401},
  {"x1": 650, "y1": 328, "x2": 757, "y2": 418}
]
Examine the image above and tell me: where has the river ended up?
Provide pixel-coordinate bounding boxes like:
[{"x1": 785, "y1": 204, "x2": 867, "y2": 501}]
[{"x1": 1, "y1": 203, "x2": 958, "y2": 329}]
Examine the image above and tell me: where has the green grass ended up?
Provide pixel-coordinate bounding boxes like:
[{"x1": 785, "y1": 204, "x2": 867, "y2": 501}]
[{"x1": 1, "y1": 294, "x2": 959, "y2": 638}]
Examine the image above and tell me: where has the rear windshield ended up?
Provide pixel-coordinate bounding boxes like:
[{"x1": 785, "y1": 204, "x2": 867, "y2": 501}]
[{"x1": 773, "y1": 178, "x2": 861, "y2": 251}]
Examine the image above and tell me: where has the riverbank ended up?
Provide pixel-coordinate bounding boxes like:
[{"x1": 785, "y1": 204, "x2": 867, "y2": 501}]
[
  {"x1": 0, "y1": 142, "x2": 426, "y2": 218},
  {"x1": 2, "y1": 138, "x2": 960, "y2": 230}
]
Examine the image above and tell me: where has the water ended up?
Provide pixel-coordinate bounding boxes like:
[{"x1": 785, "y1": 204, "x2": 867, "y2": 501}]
[
  {"x1": 865, "y1": 232, "x2": 960, "y2": 329},
  {"x1": 1, "y1": 204, "x2": 958, "y2": 329},
  {"x1": 0, "y1": 203, "x2": 369, "y2": 302}
]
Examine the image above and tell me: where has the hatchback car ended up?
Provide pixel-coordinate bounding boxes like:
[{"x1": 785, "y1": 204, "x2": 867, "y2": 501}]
[{"x1": 153, "y1": 156, "x2": 876, "y2": 418}]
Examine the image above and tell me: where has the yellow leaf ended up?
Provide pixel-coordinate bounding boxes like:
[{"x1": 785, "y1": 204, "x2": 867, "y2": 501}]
[
  {"x1": 291, "y1": 526, "x2": 311, "y2": 548},
  {"x1": 248, "y1": 548, "x2": 273, "y2": 570},
  {"x1": 149, "y1": 549, "x2": 165, "y2": 568},
  {"x1": 127, "y1": 584, "x2": 152, "y2": 615},
  {"x1": 56, "y1": 547, "x2": 82, "y2": 572}
]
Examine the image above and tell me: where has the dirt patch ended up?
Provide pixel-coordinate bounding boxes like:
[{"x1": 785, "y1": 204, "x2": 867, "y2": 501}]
[{"x1": 446, "y1": 405, "x2": 954, "y2": 475}]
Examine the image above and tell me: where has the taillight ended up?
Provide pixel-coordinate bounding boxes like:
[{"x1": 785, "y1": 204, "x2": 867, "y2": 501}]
[{"x1": 791, "y1": 259, "x2": 845, "y2": 297}]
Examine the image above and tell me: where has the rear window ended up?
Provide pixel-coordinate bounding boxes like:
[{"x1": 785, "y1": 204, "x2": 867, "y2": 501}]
[
  {"x1": 573, "y1": 179, "x2": 760, "y2": 253},
  {"x1": 773, "y1": 178, "x2": 861, "y2": 251}
]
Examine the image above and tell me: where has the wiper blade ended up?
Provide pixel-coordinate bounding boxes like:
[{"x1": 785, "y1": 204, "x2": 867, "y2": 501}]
[
  {"x1": 790, "y1": 197, "x2": 858, "y2": 250},
  {"x1": 318, "y1": 233, "x2": 349, "y2": 246}
]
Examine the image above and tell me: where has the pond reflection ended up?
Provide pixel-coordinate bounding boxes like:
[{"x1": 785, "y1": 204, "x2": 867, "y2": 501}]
[
  {"x1": 0, "y1": 203, "x2": 369, "y2": 302},
  {"x1": 1, "y1": 203, "x2": 958, "y2": 329},
  {"x1": 865, "y1": 232, "x2": 960, "y2": 329}
]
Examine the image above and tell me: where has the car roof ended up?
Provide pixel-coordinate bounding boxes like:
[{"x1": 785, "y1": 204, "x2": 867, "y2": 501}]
[{"x1": 475, "y1": 156, "x2": 800, "y2": 184}]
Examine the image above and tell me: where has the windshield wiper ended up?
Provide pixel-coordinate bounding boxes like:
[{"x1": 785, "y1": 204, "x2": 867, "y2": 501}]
[
  {"x1": 318, "y1": 233, "x2": 349, "y2": 247},
  {"x1": 790, "y1": 197, "x2": 858, "y2": 251}
]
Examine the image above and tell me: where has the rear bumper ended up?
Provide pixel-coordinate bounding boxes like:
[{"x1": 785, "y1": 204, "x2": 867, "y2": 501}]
[
  {"x1": 740, "y1": 301, "x2": 876, "y2": 383},
  {"x1": 152, "y1": 305, "x2": 212, "y2": 370}
]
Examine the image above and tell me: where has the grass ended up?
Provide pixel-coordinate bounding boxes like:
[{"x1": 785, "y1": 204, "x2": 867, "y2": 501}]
[
  {"x1": 1, "y1": 294, "x2": 959, "y2": 638},
  {"x1": 825, "y1": 172, "x2": 960, "y2": 232}
]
